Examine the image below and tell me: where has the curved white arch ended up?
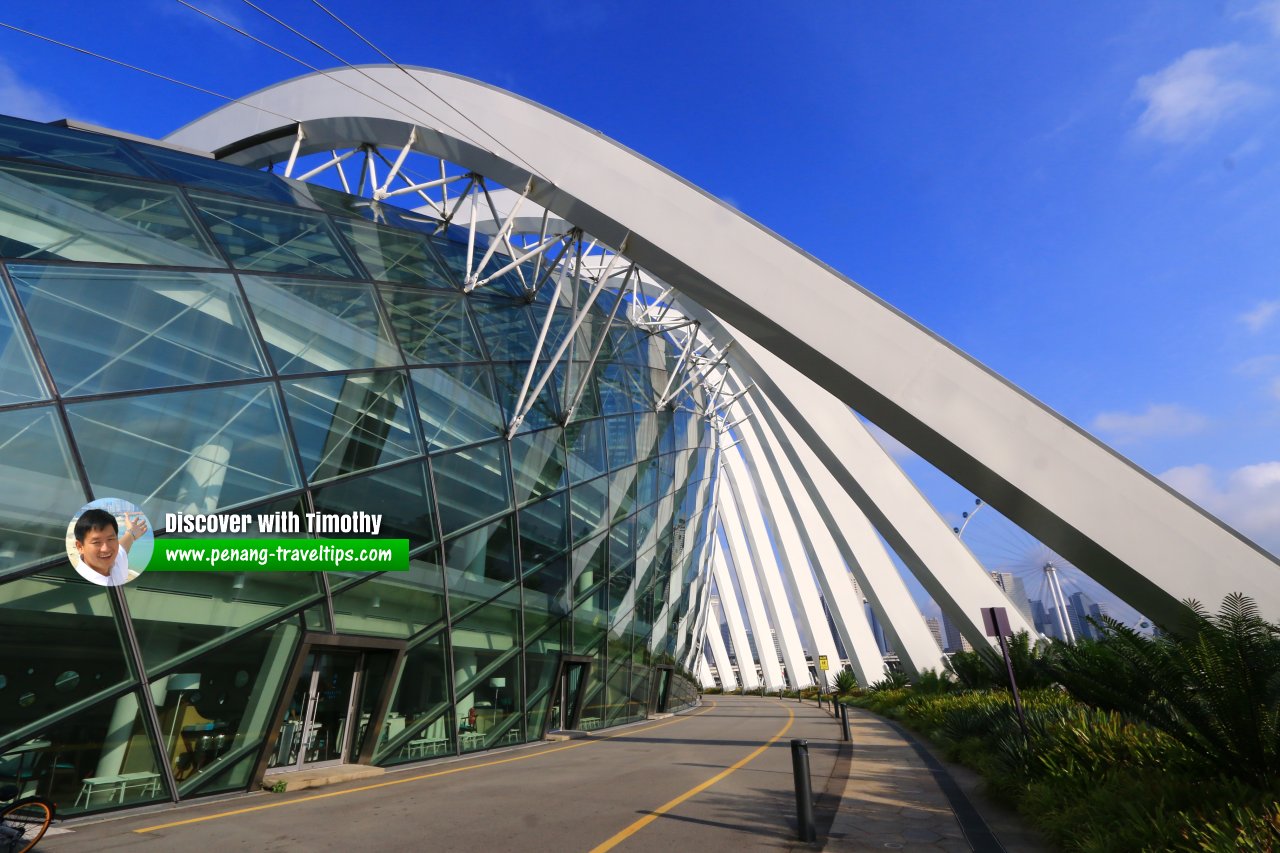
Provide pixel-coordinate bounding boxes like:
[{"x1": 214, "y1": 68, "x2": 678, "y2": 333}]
[{"x1": 167, "y1": 65, "x2": 1280, "y2": 629}]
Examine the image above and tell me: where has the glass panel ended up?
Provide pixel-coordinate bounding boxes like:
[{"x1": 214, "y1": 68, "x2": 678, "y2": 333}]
[
  {"x1": 375, "y1": 633, "x2": 452, "y2": 765},
  {"x1": 10, "y1": 265, "x2": 265, "y2": 396},
  {"x1": 572, "y1": 534, "x2": 608, "y2": 601},
  {"x1": 634, "y1": 413, "x2": 659, "y2": 461},
  {"x1": 570, "y1": 475, "x2": 609, "y2": 545},
  {"x1": 597, "y1": 362, "x2": 635, "y2": 415},
  {"x1": 0, "y1": 115, "x2": 158, "y2": 177},
  {"x1": 304, "y1": 183, "x2": 440, "y2": 232},
  {"x1": 0, "y1": 278, "x2": 47, "y2": 405},
  {"x1": 432, "y1": 441, "x2": 511, "y2": 537},
  {"x1": 410, "y1": 365, "x2": 502, "y2": 452},
  {"x1": 240, "y1": 276, "x2": 401, "y2": 375},
  {"x1": 330, "y1": 554, "x2": 446, "y2": 639},
  {"x1": 155, "y1": 620, "x2": 300, "y2": 795},
  {"x1": 520, "y1": 492, "x2": 567, "y2": 573},
  {"x1": 311, "y1": 461, "x2": 436, "y2": 550},
  {"x1": 564, "y1": 362, "x2": 601, "y2": 423},
  {"x1": 0, "y1": 407, "x2": 86, "y2": 575},
  {"x1": 283, "y1": 371, "x2": 421, "y2": 484},
  {"x1": 452, "y1": 589, "x2": 522, "y2": 752},
  {"x1": 0, "y1": 161, "x2": 224, "y2": 267},
  {"x1": 610, "y1": 464, "x2": 638, "y2": 521},
  {"x1": 492, "y1": 362, "x2": 561, "y2": 433},
  {"x1": 190, "y1": 193, "x2": 357, "y2": 278},
  {"x1": 126, "y1": 570, "x2": 320, "y2": 674},
  {"x1": 7, "y1": 688, "x2": 167, "y2": 815},
  {"x1": 136, "y1": 144, "x2": 302, "y2": 205},
  {"x1": 605, "y1": 415, "x2": 635, "y2": 470},
  {"x1": 333, "y1": 218, "x2": 455, "y2": 288},
  {"x1": 611, "y1": 517, "x2": 637, "y2": 575},
  {"x1": 636, "y1": 458, "x2": 659, "y2": 509},
  {"x1": 0, "y1": 569, "x2": 132, "y2": 749},
  {"x1": 510, "y1": 428, "x2": 565, "y2": 507},
  {"x1": 424, "y1": 236, "x2": 473, "y2": 291},
  {"x1": 522, "y1": 555, "x2": 569, "y2": 639},
  {"x1": 380, "y1": 287, "x2": 483, "y2": 364},
  {"x1": 473, "y1": 249, "x2": 529, "y2": 299},
  {"x1": 469, "y1": 300, "x2": 535, "y2": 362},
  {"x1": 444, "y1": 516, "x2": 516, "y2": 618},
  {"x1": 565, "y1": 419, "x2": 607, "y2": 484},
  {"x1": 67, "y1": 383, "x2": 301, "y2": 518}
]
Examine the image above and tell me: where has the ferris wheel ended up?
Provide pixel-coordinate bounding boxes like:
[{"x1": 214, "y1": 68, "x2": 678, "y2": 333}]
[{"x1": 953, "y1": 498, "x2": 1140, "y2": 642}]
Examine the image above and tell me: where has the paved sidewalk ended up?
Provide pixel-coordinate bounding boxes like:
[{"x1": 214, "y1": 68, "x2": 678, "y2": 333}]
[{"x1": 821, "y1": 707, "x2": 1052, "y2": 852}]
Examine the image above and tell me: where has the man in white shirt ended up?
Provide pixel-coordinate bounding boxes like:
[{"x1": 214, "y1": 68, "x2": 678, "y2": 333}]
[{"x1": 73, "y1": 508, "x2": 148, "y2": 587}]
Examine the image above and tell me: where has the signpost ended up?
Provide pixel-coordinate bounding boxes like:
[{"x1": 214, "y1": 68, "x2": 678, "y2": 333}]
[{"x1": 982, "y1": 606, "x2": 1029, "y2": 741}]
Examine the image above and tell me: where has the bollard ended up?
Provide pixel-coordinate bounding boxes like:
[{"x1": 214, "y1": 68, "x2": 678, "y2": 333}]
[
  {"x1": 839, "y1": 702, "x2": 852, "y2": 742},
  {"x1": 790, "y1": 739, "x2": 817, "y2": 842}
]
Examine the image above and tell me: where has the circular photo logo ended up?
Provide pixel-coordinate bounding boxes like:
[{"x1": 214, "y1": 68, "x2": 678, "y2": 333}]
[{"x1": 66, "y1": 498, "x2": 153, "y2": 587}]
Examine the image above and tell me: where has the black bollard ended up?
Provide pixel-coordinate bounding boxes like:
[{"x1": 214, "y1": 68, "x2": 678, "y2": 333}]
[
  {"x1": 790, "y1": 739, "x2": 817, "y2": 842},
  {"x1": 839, "y1": 702, "x2": 851, "y2": 742}
]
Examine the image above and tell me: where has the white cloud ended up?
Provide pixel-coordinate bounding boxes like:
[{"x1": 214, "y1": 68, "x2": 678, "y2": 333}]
[
  {"x1": 1090, "y1": 403, "x2": 1209, "y2": 443},
  {"x1": 1161, "y1": 461, "x2": 1280, "y2": 555},
  {"x1": 1271, "y1": 376, "x2": 1280, "y2": 400},
  {"x1": 1133, "y1": 44, "x2": 1264, "y2": 142},
  {"x1": 1240, "y1": 299, "x2": 1280, "y2": 332},
  {"x1": 0, "y1": 60, "x2": 75, "y2": 122},
  {"x1": 1239, "y1": 0, "x2": 1280, "y2": 38},
  {"x1": 1234, "y1": 354, "x2": 1280, "y2": 376}
]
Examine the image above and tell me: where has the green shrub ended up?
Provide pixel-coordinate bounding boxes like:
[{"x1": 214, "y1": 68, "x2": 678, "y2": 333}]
[{"x1": 832, "y1": 668, "x2": 859, "y2": 695}]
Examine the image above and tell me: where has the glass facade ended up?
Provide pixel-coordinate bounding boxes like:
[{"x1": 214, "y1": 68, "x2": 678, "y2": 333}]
[{"x1": 0, "y1": 115, "x2": 713, "y2": 815}]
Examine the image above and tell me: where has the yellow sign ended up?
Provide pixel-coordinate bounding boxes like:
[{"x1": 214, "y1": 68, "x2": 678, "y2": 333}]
[{"x1": 818, "y1": 655, "x2": 829, "y2": 671}]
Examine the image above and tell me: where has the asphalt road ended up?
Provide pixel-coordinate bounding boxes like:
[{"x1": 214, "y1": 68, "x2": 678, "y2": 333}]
[{"x1": 43, "y1": 696, "x2": 847, "y2": 853}]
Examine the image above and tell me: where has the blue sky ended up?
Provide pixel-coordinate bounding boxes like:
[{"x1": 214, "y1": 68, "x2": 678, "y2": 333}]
[{"x1": 2, "y1": 2, "x2": 1277, "y2": 613}]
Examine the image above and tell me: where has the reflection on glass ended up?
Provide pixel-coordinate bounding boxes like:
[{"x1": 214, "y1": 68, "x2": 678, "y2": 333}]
[
  {"x1": 492, "y1": 362, "x2": 561, "y2": 433},
  {"x1": 240, "y1": 276, "x2": 400, "y2": 375},
  {"x1": 284, "y1": 371, "x2": 421, "y2": 484},
  {"x1": 564, "y1": 419, "x2": 607, "y2": 484},
  {"x1": 330, "y1": 555, "x2": 445, "y2": 639},
  {"x1": 190, "y1": 193, "x2": 357, "y2": 278},
  {"x1": 510, "y1": 428, "x2": 565, "y2": 506},
  {"x1": 0, "y1": 161, "x2": 223, "y2": 267},
  {"x1": 444, "y1": 516, "x2": 515, "y2": 618},
  {"x1": 125, "y1": 565, "x2": 320, "y2": 672},
  {"x1": 379, "y1": 287, "x2": 484, "y2": 364},
  {"x1": 376, "y1": 632, "x2": 451, "y2": 764},
  {"x1": 523, "y1": 618, "x2": 568, "y2": 740},
  {"x1": 522, "y1": 555, "x2": 569, "y2": 639},
  {"x1": 519, "y1": 493, "x2": 567, "y2": 572},
  {"x1": 0, "y1": 115, "x2": 158, "y2": 177},
  {"x1": 410, "y1": 365, "x2": 502, "y2": 452},
  {"x1": 333, "y1": 218, "x2": 454, "y2": 288},
  {"x1": 138, "y1": 145, "x2": 301, "y2": 205},
  {"x1": 469, "y1": 300, "x2": 535, "y2": 362},
  {"x1": 432, "y1": 441, "x2": 511, "y2": 537},
  {"x1": 155, "y1": 620, "x2": 300, "y2": 796},
  {"x1": 11, "y1": 265, "x2": 266, "y2": 396},
  {"x1": 0, "y1": 279, "x2": 47, "y2": 405},
  {"x1": 311, "y1": 461, "x2": 436, "y2": 550},
  {"x1": 569, "y1": 475, "x2": 609, "y2": 545},
  {"x1": 0, "y1": 407, "x2": 86, "y2": 575},
  {"x1": 605, "y1": 415, "x2": 635, "y2": 470},
  {"x1": 67, "y1": 383, "x2": 301, "y2": 519}
]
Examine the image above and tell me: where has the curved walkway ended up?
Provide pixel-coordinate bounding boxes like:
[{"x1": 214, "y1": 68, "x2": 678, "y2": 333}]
[{"x1": 41, "y1": 696, "x2": 1046, "y2": 852}]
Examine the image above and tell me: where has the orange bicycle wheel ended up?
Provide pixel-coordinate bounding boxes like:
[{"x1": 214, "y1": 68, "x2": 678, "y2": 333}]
[{"x1": 0, "y1": 796, "x2": 55, "y2": 853}]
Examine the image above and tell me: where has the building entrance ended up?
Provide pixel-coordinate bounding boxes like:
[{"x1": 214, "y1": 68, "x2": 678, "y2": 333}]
[{"x1": 546, "y1": 655, "x2": 593, "y2": 733}]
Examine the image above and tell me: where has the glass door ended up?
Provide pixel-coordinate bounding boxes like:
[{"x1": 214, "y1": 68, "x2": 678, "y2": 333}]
[
  {"x1": 271, "y1": 651, "x2": 360, "y2": 770},
  {"x1": 547, "y1": 659, "x2": 590, "y2": 732}
]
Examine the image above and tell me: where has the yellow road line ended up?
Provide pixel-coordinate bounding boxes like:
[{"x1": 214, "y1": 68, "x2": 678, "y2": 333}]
[
  {"x1": 587, "y1": 702, "x2": 796, "y2": 853},
  {"x1": 134, "y1": 701, "x2": 718, "y2": 834}
]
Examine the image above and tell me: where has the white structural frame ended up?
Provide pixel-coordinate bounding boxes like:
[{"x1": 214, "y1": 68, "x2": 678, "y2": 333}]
[{"x1": 167, "y1": 67, "x2": 1280, "y2": 688}]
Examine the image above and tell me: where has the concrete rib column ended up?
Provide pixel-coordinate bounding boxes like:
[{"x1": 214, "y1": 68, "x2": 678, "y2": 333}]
[
  {"x1": 704, "y1": 612, "x2": 738, "y2": 692},
  {"x1": 730, "y1": 386, "x2": 891, "y2": 684},
  {"x1": 696, "y1": 654, "x2": 716, "y2": 690},
  {"x1": 718, "y1": 485, "x2": 786, "y2": 690},
  {"x1": 721, "y1": 453, "x2": 812, "y2": 689},
  {"x1": 735, "y1": 334, "x2": 1039, "y2": 650},
  {"x1": 710, "y1": 540, "x2": 761, "y2": 690},
  {"x1": 722, "y1": 387, "x2": 844, "y2": 684},
  {"x1": 761, "y1": 398, "x2": 947, "y2": 674}
]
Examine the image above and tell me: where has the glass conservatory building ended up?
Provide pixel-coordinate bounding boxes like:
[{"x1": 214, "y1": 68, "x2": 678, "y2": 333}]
[{"x1": 0, "y1": 113, "x2": 711, "y2": 815}]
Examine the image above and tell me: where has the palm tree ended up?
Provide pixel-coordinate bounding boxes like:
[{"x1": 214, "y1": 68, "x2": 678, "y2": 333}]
[{"x1": 1051, "y1": 593, "x2": 1280, "y2": 789}]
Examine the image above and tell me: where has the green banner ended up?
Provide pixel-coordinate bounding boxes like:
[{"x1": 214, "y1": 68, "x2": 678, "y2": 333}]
[{"x1": 149, "y1": 539, "x2": 409, "y2": 572}]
